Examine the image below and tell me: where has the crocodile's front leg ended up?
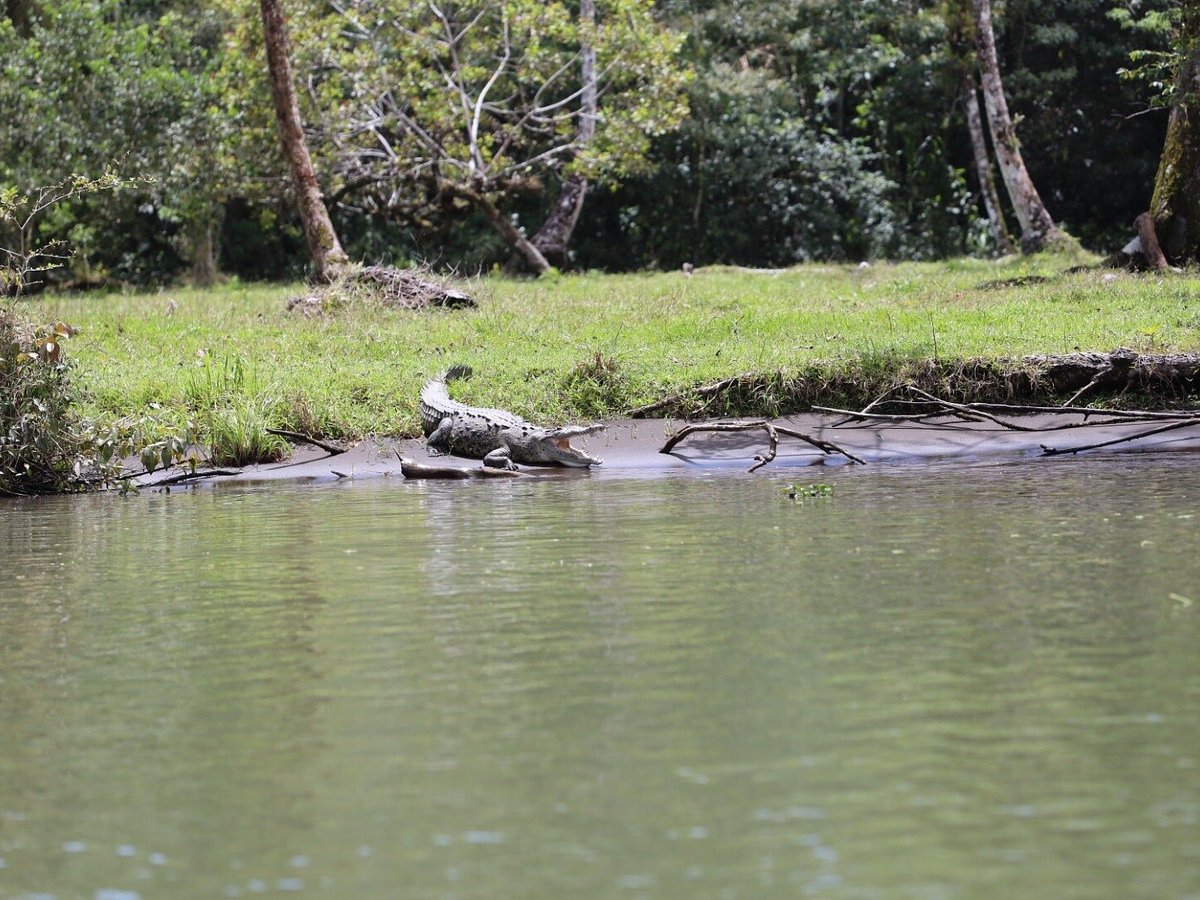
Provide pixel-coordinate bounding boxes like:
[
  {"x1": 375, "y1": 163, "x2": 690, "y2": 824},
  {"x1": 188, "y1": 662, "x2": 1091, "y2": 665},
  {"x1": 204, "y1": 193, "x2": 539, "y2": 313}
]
[
  {"x1": 482, "y1": 447, "x2": 518, "y2": 470},
  {"x1": 426, "y1": 418, "x2": 453, "y2": 456}
]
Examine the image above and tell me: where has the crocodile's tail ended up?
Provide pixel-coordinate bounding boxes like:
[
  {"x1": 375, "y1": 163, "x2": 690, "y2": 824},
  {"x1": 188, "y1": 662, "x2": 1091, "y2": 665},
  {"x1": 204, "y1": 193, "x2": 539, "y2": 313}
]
[{"x1": 443, "y1": 364, "x2": 472, "y2": 383}]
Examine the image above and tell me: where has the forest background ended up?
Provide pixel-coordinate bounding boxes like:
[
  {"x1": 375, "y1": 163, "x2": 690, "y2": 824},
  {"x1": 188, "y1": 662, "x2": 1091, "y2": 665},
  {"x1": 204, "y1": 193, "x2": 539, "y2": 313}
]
[{"x1": 0, "y1": 0, "x2": 1183, "y2": 288}]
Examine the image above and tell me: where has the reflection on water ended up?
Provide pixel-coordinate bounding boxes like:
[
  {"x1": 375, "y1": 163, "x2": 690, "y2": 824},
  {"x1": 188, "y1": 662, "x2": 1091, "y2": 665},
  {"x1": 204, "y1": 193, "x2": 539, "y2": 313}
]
[{"x1": 2, "y1": 456, "x2": 1199, "y2": 899}]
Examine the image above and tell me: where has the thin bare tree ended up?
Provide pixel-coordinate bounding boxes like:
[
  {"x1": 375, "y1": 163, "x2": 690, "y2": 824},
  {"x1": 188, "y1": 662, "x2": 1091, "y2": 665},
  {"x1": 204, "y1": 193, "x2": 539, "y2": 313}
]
[
  {"x1": 971, "y1": 0, "x2": 1062, "y2": 253},
  {"x1": 526, "y1": 0, "x2": 598, "y2": 270},
  {"x1": 962, "y1": 72, "x2": 1015, "y2": 255},
  {"x1": 322, "y1": 0, "x2": 686, "y2": 277}
]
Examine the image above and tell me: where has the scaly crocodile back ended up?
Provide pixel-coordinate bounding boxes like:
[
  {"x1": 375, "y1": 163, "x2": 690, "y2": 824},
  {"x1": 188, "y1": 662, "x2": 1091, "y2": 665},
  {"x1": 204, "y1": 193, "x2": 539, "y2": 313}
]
[{"x1": 419, "y1": 366, "x2": 527, "y2": 437}]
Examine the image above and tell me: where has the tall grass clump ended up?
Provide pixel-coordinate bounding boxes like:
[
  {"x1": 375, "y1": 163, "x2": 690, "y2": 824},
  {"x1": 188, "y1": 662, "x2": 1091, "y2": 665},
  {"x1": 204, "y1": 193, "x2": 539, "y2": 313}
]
[{"x1": 185, "y1": 355, "x2": 288, "y2": 467}]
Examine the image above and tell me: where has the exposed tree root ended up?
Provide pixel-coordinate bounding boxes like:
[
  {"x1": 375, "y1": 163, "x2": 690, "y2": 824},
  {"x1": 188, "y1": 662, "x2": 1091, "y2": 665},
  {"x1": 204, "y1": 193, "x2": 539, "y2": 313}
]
[{"x1": 628, "y1": 350, "x2": 1200, "y2": 420}]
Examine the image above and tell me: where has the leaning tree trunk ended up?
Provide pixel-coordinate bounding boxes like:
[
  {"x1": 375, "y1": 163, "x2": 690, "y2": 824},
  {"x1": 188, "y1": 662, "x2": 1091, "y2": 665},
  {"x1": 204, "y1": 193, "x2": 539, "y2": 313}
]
[
  {"x1": 450, "y1": 183, "x2": 550, "y2": 274},
  {"x1": 525, "y1": 0, "x2": 598, "y2": 270},
  {"x1": 972, "y1": 0, "x2": 1061, "y2": 254},
  {"x1": 963, "y1": 73, "x2": 1015, "y2": 255},
  {"x1": 1150, "y1": 13, "x2": 1200, "y2": 264},
  {"x1": 528, "y1": 178, "x2": 588, "y2": 271},
  {"x1": 259, "y1": 0, "x2": 348, "y2": 283}
]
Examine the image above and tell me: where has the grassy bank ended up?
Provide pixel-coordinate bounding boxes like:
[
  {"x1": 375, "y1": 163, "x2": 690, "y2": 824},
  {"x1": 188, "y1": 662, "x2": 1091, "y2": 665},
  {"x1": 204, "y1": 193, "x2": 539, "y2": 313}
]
[{"x1": 28, "y1": 255, "x2": 1200, "y2": 444}]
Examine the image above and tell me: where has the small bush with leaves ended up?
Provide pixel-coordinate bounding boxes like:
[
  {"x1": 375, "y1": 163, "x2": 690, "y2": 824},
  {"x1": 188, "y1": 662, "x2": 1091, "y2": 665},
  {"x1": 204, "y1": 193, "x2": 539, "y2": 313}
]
[
  {"x1": 0, "y1": 311, "x2": 82, "y2": 493},
  {"x1": 0, "y1": 307, "x2": 193, "y2": 495}
]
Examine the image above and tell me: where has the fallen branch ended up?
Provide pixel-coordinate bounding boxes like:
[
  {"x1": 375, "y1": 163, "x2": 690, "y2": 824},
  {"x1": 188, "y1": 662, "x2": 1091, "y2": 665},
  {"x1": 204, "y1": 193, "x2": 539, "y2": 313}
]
[
  {"x1": 266, "y1": 428, "x2": 346, "y2": 456},
  {"x1": 141, "y1": 468, "x2": 242, "y2": 488},
  {"x1": 967, "y1": 401, "x2": 1198, "y2": 421},
  {"x1": 836, "y1": 382, "x2": 1200, "y2": 435},
  {"x1": 827, "y1": 401, "x2": 1188, "y2": 433},
  {"x1": 660, "y1": 420, "x2": 865, "y2": 471},
  {"x1": 841, "y1": 382, "x2": 1200, "y2": 456},
  {"x1": 1040, "y1": 418, "x2": 1200, "y2": 456},
  {"x1": 900, "y1": 385, "x2": 1044, "y2": 431},
  {"x1": 814, "y1": 404, "x2": 984, "y2": 425}
]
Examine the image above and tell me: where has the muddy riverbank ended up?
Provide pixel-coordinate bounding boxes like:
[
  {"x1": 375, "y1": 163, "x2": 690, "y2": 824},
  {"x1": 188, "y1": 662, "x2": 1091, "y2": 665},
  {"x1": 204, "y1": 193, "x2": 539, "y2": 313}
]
[{"x1": 136, "y1": 411, "x2": 1200, "y2": 488}]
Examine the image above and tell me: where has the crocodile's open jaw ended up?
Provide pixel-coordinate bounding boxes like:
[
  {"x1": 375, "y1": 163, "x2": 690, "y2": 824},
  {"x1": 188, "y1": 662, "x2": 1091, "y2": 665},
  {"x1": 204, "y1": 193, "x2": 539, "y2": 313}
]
[
  {"x1": 538, "y1": 422, "x2": 604, "y2": 467},
  {"x1": 548, "y1": 437, "x2": 602, "y2": 467}
]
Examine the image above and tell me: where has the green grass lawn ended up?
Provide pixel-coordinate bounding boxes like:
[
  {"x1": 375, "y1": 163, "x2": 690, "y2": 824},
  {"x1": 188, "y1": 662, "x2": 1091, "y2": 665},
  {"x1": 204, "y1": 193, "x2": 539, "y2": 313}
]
[{"x1": 27, "y1": 255, "x2": 1200, "y2": 444}]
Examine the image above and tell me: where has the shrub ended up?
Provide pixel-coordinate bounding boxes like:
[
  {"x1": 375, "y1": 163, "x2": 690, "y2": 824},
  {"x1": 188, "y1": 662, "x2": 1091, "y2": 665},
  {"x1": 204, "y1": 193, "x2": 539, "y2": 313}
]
[
  {"x1": 0, "y1": 307, "x2": 192, "y2": 495},
  {"x1": 0, "y1": 309, "x2": 87, "y2": 494}
]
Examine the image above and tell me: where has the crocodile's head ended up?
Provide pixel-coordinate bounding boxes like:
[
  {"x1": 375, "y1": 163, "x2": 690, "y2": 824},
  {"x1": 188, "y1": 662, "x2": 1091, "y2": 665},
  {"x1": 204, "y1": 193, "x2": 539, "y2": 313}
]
[{"x1": 523, "y1": 424, "x2": 605, "y2": 467}]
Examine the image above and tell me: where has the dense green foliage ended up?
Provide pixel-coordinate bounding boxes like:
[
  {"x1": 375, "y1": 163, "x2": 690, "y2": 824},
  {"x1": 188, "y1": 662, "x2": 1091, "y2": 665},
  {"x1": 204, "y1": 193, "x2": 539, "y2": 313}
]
[{"x1": 0, "y1": 0, "x2": 1181, "y2": 283}]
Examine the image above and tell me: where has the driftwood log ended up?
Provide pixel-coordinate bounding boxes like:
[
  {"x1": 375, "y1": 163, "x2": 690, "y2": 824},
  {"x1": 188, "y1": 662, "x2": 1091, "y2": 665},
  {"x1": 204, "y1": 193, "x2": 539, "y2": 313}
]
[{"x1": 399, "y1": 457, "x2": 526, "y2": 479}]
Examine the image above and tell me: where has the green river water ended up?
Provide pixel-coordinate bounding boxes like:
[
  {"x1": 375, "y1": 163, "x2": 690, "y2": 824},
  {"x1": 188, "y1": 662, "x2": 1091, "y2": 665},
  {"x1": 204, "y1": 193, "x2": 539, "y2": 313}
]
[{"x1": 1, "y1": 455, "x2": 1199, "y2": 899}]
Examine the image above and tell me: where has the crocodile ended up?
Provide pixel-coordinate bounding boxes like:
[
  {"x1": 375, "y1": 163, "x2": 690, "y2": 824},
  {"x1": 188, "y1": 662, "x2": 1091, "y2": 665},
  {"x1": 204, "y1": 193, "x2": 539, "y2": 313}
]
[{"x1": 419, "y1": 366, "x2": 603, "y2": 468}]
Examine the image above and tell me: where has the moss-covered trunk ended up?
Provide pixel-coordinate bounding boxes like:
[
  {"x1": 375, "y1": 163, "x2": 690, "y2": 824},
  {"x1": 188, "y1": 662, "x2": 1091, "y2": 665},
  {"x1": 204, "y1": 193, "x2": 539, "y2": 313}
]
[{"x1": 1151, "y1": 21, "x2": 1200, "y2": 264}]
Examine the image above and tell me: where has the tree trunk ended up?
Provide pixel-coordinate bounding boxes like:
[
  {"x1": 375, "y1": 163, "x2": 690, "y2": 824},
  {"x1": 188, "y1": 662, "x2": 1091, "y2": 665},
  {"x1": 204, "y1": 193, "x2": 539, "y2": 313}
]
[
  {"x1": 972, "y1": 0, "x2": 1061, "y2": 254},
  {"x1": 1150, "y1": 11, "x2": 1200, "y2": 263},
  {"x1": 962, "y1": 73, "x2": 1015, "y2": 255},
  {"x1": 525, "y1": 0, "x2": 597, "y2": 270},
  {"x1": 5, "y1": 0, "x2": 32, "y2": 34},
  {"x1": 451, "y1": 183, "x2": 550, "y2": 274},
  {"x1": 1134, "y1": 211, "x2": 1170, "y2": 271},
  {"x1": 187, "y1": 213, "x2": 221, "y2": 287},
  {"x1": 259, "y1": 0, "x2": 348, "y2": 283},
  {"x1": 527, "y1": 176, "x2": 588, "y2": 270}
]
